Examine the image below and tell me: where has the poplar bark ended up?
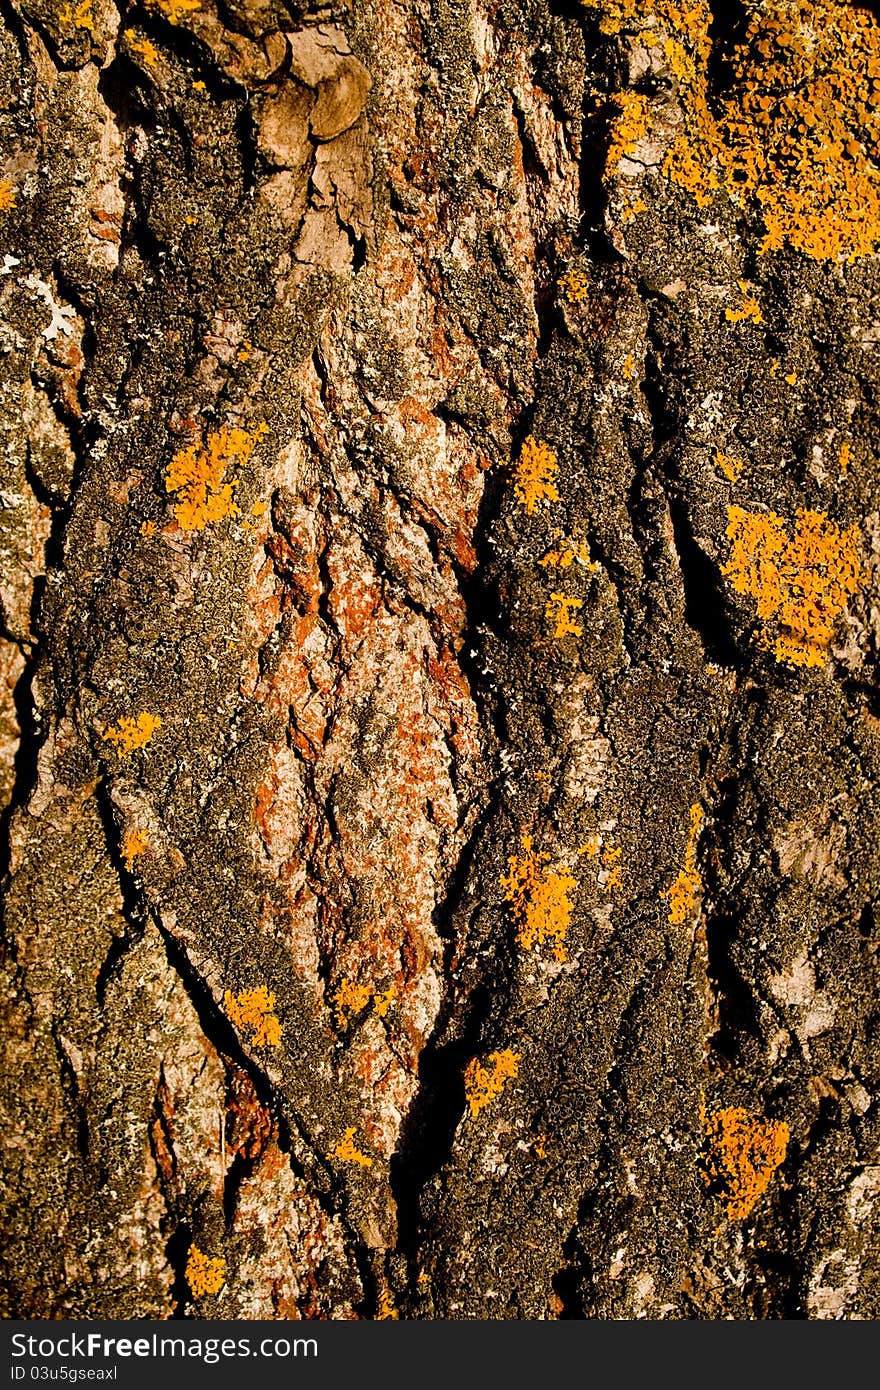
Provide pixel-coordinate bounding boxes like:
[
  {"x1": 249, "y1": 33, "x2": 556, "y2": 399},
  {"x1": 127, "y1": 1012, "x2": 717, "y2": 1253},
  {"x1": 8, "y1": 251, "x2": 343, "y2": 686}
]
[{"x1": 1, "y1": 0, "x2": 879, "y2": 1319}]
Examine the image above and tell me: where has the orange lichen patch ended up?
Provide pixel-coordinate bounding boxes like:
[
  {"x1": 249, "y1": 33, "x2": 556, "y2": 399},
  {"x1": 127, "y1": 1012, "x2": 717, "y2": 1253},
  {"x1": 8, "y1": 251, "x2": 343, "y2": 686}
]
[
  {"x1": 60, "y1": 0, "x2": 94, "y2": 29},
  {"x1": 464, "y1": 1048, "x2": 520, "y2": 1118},
  {"x1": 540, "y1": 532, "x2": 594, "y2": 570},
  {"x1": 723, "y1": 505, "x2": 861, "y2": 667},
  {"x1": 122, "y1": 829, "x2": 148, "y2": 868},
  {"x1": 0, "y1": 180, "x2": 16, "y2": 212},
  {"x1": 501, "y1": 834, "x2": 577, "y2": 962},
  {"x1": 331, "y1": 1127, "x2": 373, "y2": 1168},
  {"x1": 125, "y1": 29, "x2": 159, "y2": 65},
  {"x1": 546, "y1": 592, "x2": 583, "y2": 640},
  {"x1": 724, "y1": 3, "x2": 880, "y2": 259},
  {"x1": 185, "y1": 1248, "x2": 226, "y2": 1297},
  {"x1": 224, "y1": 986, "x2": 282, "y2": 1049},
  {"x1": 558, "y1": 265, "x2": 590, "y2": 303},
  {"x1": 164, "y1": 423, "x2": 267, "y2": 531},
  {"x1": 725, "y1": 283, "x2": 763, "y2": 326},
  {"x1": 714, "y1": 452, "x2": 742, "y2": 483},
  {"x1": 377, "y1": 1289, "x2": 398, "y2": 1319},
  {"x1": 664, "y1": 803, "x2": 704, "y2": 925},
  {"x1": 663, "y1": 134, "x2": 723, "y2": 210},
  {"x1": 237, "y1": 340, "x2": 252, "y2": 362},
  {"x1": 600, "y1": 843, "x2": 623, "y2": 892},
  {"x1": 585, "y1": 0, "x2": 880, "y2": 259},
  {"x1": 373, "y1": 985, "x2": 397, "y2": 1017},
  {"x1": 102, "y1": 711, "x2": 161, "y2": 755},
  {"x1": 579, "y1": 831, "x2": 622, "y2": 889},
  {"x1": 838, "y1": 441, "x2": 852, "y2": 475},
  {"x1": 139, "y1": 520, "x2": 156, "y2": 537},
  {"x1": 144, "y1": 0, "x2": 200, "y2": 20},
  {"x1": 622, "y1": 354, "x2": 637, "y2": 380},
  {"x1": 606, "y1": 90, "x2": 652, "y2": 172},
  {"x1": 333, "y1": 978, "x2": 373, "y2": 1027},
  {"x1": 620, "y1": 197, "x2": 647, "y2": 221},
  {"x1": 704, "y1": 1107, "x2": 789, "y2": 1220},
  {"x1": 513, "y1": 436, "x2": 559, "y2": 514},
  {"x1": 533, "y1": 1133, "x2": 548, "y2": 1160}
]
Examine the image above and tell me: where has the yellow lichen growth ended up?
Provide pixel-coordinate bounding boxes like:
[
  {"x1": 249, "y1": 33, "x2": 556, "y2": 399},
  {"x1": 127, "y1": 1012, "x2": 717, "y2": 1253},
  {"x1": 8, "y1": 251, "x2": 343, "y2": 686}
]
[
  {"x1": 725, "y1": 283, "x2": 763, "y2": 326},
  {"x1": 224, "y1": 986, "x2": 282, "y2": 1048},
  {"x1": 558, "y1": 265, "x2": 590, "y2": 303},
  {"x1": 0, "y1": 180, "x2": 16, "y2": 212},
  {"x1": 501, "y1": 833, "x2": 577, "y2": 962},
  {"x1": 704, "y1": 1106, "x2": 789, "y2": 1220},
  {"x1": 595, "y1": 839, "x2": 620, "y2": 895},
  {"x1": 664, "y1": 134, "x2": 722, "y2": 209},
  {"x1": 331, "y1": 1127, "x2": 373, "y2": 1168},
  {"x1": 376, "y1": 1290, "x2": 398, "y2": 1319},
  {"x1": 620, "y1": 198, "x2": 647, "y2": 221},
  {"x1": 546, "y1": 592, "x2": 583, "y2": 639},
  {"x1": 144, "y1": 0, "x2": 200, "y2": 21},
  {"x1": 122, "y1": 829, "x2": 148, "y2": 868},
  {"x1": 513, "y1": 436, "x2": 559, "y2": 514},
  {"x1": 785, "y1": 371, "x2": 798, "y2": 387},
  {"x1": 333, "y1": 978, "x2": 373, "y2": 1027},
  {"x1": 464, "y1": 1048, "x2": 520, "y2": 1118},
  {"x1": 838, "y1": 442, "x2": 852, "y2": 475},
  {"x1": 165, "y1": 423, "x2": 267, "y2": 532},
  {"x1": 60, "y1": 0, "x2": 94, "y2": 29},
  {"x1": 374, "y1": 984, "x2": 397, "y2": 1018},
  {"x1": 125, "y1": 30, "x2": 159, "y2": 65},
  {"x1": 600, "y1": 843, "x2": 623, "y2": 892},
  {"x1": 585, "y1": 0, "x2": 880, "y2": 260},
  {"x1": 139, "y1": 520, "x2": 156, "y2": 537},
  {"x1": 714, "y1": 452, "x2": 742, "y2": 483},
  {"x1": 664, "y1": 803, "x2": 704, "y2": 925},
  {"x1": 103, "y1": 712, "x2": 161, "y2": 755},
  {"x1": 723, "y1": 505, "x2": 861, "y2": 667},
  {"x1": 333, "y1": 979, "x2": 396, "y2": 1026},
  {"x1": 578, "y1": 831, "x2": 622, "y2": 889},
  {"x1": 533, "y1": 1134, "x2": 548, "y2": 1160},
  {"x1": 540, "y1": 532, "x2": 594, "y2": 570},
  {"x1": 185, "y1": 1248, "x2": 226, "y2": 1298},
  {"x1": 724, "y1": 2, "x2": 880, "y2": 260},
  {"x1": 606, "y1": 90, "x2": 652, "y2": 172}
]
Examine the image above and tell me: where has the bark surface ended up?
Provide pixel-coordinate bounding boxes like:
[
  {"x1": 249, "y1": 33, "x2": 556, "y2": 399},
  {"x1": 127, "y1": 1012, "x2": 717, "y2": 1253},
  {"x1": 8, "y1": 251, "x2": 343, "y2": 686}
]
[{"x1": 1, "y1": 0, "x2": 879, "y2": 1319}]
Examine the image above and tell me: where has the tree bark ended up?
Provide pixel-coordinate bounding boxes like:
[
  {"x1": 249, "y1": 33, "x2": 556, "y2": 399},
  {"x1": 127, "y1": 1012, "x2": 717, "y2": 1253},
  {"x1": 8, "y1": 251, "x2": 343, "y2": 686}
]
[{"x1": 1, "y1": 0, "x2": 879, "y2": 1319}]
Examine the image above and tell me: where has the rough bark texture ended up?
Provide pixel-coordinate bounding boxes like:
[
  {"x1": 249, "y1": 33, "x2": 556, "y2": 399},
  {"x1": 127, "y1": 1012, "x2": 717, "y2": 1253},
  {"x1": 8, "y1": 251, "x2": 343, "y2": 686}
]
[{"x1": 1, "y1": 0, "x2": 879, "y2": 1319}]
